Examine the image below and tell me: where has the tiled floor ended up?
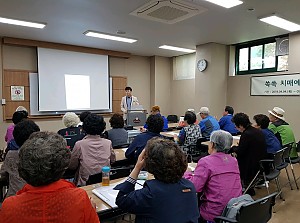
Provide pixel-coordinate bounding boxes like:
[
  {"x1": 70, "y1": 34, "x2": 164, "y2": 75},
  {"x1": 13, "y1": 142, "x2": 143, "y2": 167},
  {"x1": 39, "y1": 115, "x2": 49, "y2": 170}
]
[{"x1": 103, "y1": 163, "x2": 300, "y2": 223}]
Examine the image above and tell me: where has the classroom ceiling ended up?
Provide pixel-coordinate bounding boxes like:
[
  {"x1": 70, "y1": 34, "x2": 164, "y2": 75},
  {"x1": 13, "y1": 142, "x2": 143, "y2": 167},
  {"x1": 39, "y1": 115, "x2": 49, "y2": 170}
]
[{"x1": 0, "y1": 0, "x2": 299, "y2": 57}]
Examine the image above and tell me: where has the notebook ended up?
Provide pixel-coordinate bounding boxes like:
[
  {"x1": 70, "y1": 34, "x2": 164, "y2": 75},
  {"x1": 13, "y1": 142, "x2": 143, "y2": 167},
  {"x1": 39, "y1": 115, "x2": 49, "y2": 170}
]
[{"x1": 92, "y1": 179, "x2": 144, "y2": 208}]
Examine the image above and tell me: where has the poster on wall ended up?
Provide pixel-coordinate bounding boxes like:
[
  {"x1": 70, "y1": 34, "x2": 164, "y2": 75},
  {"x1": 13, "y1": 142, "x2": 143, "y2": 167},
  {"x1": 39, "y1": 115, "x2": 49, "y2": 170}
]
[
  {"x1": 251, "y1": 73, "x2": 300, "y2": 96},
  {"x1": 11, "y1": 86, "x2": 25, "y2": 101}
]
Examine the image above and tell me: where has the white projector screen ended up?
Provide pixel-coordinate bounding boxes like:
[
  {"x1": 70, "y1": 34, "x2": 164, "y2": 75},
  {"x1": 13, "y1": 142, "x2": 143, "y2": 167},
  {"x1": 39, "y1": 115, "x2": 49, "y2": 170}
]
[{"x1": 37, "y1": 47, "x2": 110, "y2": 111}]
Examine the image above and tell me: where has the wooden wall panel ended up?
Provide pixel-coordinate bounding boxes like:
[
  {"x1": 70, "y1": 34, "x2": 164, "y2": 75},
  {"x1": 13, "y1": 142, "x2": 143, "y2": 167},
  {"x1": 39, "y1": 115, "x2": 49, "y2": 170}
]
[
  {"x1": 112, "y1": 76, "x2": 127, "y2": 113},
  {"x1": 3, "y1": 70, "x2": 29, "y2": 86},
  {"x1": 3, "y1": 70, "x2": 30, "y2": 119}
]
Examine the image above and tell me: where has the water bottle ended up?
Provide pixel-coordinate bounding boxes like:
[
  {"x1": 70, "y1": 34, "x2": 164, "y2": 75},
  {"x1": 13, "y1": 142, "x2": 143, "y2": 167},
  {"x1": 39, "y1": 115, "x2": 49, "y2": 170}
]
[{"x1": 102, "y1": 166, "x2": 110, "y2": 186}]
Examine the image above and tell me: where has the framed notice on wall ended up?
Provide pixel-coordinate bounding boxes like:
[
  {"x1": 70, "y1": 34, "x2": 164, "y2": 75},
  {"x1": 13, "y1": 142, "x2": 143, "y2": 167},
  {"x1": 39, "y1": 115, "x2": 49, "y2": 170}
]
[
  {"x1": 11, "y1": 86, "x2": 25, "y2": 101},
  {"x1": 251, "y1": 74, "x2": 300, "y2": 96}
]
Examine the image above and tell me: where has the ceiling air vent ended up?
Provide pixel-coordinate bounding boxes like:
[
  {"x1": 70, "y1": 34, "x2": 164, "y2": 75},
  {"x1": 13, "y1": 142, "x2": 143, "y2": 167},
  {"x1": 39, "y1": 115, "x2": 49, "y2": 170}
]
[{"x1": 130, "y1": 0, "x2": 207, "y2": 24}]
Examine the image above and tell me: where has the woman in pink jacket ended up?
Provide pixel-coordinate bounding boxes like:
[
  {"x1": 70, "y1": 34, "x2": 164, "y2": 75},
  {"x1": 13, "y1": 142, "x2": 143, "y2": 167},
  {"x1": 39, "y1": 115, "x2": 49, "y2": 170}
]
[{"x1": 184, "y1": 130, "x2": 242, "y2": 223}]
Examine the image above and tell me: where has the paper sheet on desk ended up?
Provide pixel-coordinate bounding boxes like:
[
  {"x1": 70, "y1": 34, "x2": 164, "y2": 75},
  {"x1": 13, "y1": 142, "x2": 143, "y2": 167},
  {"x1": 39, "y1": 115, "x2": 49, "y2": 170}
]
[
  {"x1": 92, "y1": 179, "x2": 144, "y2": 208},
  {"x1": 167, "y1": 131, "x2": 179, "y2": 136},
  {"x1": 121, "y1": 148, "x2": 127, "y2": 152}
]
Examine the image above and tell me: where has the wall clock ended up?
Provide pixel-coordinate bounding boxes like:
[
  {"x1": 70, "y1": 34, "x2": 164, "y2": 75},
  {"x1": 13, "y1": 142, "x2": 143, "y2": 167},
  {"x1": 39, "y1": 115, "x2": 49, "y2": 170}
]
[{"x1": 197, "y1": 59, "x2": 208, "y2": 72}]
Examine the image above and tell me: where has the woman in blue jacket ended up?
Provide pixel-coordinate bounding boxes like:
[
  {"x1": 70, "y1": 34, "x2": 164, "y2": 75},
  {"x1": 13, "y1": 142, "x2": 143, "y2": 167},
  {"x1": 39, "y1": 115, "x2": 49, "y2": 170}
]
[{"x1": 115, "y1": 137, "x2": 199, "y2": 223}]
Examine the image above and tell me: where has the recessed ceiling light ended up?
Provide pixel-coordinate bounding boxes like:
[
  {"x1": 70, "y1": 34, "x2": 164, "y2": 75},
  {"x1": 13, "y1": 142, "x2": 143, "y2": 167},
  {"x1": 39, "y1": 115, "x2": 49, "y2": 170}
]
[
  {"x1": 205, "y1": 0, "x2": 243, "y2": 9},
  {"x1": 84, "y1": 31, "x2": 137, "y2": 43},
  {"x1": 260, "y1": 15, "x2": 300, "y2": 32},
  {"x1": 0, "y1": 17, "x2": 46, "y2": 29},
  {"x1": 159, "y1": 45, "x2": 196, "y2": 53}
]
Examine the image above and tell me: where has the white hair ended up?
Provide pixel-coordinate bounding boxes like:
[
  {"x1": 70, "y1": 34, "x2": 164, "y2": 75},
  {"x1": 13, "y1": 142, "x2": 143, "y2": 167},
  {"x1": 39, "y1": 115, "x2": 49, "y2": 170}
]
[
  {"x1": 62, "y1": 112, "x2": 80, "y2": 128},
  {"x1": 210, "y1": 130, "x2": 233, "y2": 152}
]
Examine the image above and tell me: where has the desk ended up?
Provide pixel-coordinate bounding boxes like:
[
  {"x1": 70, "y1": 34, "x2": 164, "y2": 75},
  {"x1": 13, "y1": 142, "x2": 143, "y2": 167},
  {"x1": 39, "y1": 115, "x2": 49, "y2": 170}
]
[
  {"x1": 201, "y1": 135, "x2": 240, "y2": 146},
  {"x1": 82, "y1": 163, "x2": 193, "y2": 219},
  {"x1": 134, "y1": 122, "x2": 179, "y2": 130},
  {"x1": 160, "y1": 130, "x2": 180, "y2": 138},
  {"x1": 82, "y1": 178, "x2": 126, "y2": 219}
]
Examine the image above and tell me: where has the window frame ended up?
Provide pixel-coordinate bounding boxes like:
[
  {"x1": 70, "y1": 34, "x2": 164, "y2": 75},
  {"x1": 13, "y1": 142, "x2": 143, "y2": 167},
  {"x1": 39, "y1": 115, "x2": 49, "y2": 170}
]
[{"x1": 235, "y1": 36, "x2": 287, "y2": 75}]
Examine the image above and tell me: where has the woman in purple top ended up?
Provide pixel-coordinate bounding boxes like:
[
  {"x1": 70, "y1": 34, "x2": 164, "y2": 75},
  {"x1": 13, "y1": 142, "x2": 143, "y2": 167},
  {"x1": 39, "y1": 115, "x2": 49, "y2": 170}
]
[
  {"x1": 5, "y1": 111, "x2": 28, "y2": 144},
  {"x1": 184, "y1": 130, "x2": 242, "y2": 223}
]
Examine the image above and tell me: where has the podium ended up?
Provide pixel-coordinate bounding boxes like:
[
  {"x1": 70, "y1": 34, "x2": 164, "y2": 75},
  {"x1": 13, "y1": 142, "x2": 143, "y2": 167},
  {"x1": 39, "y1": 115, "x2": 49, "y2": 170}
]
[{"x1": 127, "y1": 108, "x2": 147, "y2": 127}]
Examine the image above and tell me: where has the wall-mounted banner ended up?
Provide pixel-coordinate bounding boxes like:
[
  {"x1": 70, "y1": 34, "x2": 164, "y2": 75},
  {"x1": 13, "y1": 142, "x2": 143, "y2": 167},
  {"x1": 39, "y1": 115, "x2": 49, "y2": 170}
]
[
  {"x1": 251, "y1": 74, "x2": 300, "y2": 96},
  {"x1": 11, "y1": 86, "x2": 25, "y2": 100}
]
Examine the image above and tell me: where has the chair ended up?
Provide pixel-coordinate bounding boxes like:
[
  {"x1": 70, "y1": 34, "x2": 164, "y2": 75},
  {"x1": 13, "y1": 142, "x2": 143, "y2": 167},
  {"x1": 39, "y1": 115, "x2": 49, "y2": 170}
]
[
  {"x1": 86, "y1": 166, "x2": 133, "y2": 185},
  {"x1": 277, "y1": 144, "x2": 294, "y2": 190},
  {"x1": 167, "y1": 115, "x2": 178, "y2": 123},
  {"x1": 183, "y1": 137, "x2": 208, "y2": 163},
  {"x1": 243, "y1": 149, "x2": 285, "y2": 199},
  {"x1": 284, "y1": 142, "x2": 300, "y2": 190},
  {"x1": 214, "y1": 192, "x2": 277, "y2": 223},
  {"x1": 260, "y1": 149, "x2": 285, "y2": 200}
]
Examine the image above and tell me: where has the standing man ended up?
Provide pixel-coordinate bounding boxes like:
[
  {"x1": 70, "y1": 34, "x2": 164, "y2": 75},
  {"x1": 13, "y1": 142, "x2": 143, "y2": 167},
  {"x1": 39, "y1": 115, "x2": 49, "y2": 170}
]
[
  {"x1": 219, "y1": 106, "x2": 238, "y2": 135},
  {"x1": 121, "y1": 86, "x2": 139, "y2": 123}
]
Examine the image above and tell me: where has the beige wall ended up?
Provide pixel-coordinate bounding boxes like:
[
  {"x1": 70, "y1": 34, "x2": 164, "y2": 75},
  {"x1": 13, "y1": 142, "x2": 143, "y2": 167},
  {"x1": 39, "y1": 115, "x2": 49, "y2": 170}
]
[
  {"x1": 227, "y1": 32, "x2": 300, "y2": 139},
  {"x1": 109, "y1": 56, "x2": 151, "y2": 113},
  {"x1": 149, "y1": 56, "x2": 171, "y2": 116},
  {"x1": 194, "y1": 43, "x2": 229, "y2": 118},
  {"x1": 170, "y1": 78, "x2": 195, "y2": 117}
]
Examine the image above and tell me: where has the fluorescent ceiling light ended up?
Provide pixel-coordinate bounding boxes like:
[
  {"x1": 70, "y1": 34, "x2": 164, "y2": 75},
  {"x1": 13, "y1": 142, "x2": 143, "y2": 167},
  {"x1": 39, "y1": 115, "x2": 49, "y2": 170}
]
[
  {"x1": 260, "y1": 15, "x2": 300, "y2": 32},
  {"x1": 84, "y1": 31, "x2": 137, "y2": 43},
  {"x1": 159, "y1": 45, "x2": 196, "y2": 53},
  {"x1": 205, "y1": 0, "x2": 243, "y2": 8},
  {"x1": 0, "y1": 17, "x2": 46, "y2": 29}
]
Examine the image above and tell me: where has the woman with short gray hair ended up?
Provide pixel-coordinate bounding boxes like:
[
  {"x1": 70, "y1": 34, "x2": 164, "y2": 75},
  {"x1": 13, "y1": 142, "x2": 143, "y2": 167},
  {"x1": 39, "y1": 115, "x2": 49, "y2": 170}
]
[
  {"x1": 0, "y1": 132, "x2": 100, "y2": 223},
  {"x1": 184, "y1": 130, "x2": 242, "y2": 223}
]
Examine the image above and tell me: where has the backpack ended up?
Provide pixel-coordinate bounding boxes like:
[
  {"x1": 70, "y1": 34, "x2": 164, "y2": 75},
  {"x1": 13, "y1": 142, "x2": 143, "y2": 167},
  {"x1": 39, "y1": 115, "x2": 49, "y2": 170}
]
[{"x1": 220, "y1": 194, "x2": 254, "y2": 222}]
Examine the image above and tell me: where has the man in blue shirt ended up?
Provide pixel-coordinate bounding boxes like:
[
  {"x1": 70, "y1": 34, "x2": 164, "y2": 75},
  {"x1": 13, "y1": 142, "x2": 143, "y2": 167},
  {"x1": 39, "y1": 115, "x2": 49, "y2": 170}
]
[
  {"x1": 219, "y1": 106, "x2": 238, "y2": 135},
  {"x1": 198, "y1": 107, "x2": 220, "y2": 139}
]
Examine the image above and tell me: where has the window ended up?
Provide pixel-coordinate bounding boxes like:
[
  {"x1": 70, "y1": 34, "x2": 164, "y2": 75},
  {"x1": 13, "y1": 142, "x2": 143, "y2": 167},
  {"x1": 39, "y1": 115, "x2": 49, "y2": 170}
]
[
  {"x1": 235, "y1": 36, "x2": 288, "y2": 75},
  {"x1": 173, "y1": 53, "x2": 196, "y2": 80}
]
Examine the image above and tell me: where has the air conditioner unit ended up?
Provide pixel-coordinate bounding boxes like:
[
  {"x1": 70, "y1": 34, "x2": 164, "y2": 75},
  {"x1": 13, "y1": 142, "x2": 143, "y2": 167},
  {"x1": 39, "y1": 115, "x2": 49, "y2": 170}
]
[{"x1": 130, "y1": 0, "x2": 207, "y2": 24}]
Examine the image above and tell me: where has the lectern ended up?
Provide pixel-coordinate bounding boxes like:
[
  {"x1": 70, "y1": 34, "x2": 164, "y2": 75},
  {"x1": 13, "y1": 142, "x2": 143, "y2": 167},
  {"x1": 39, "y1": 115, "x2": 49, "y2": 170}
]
[{"x1": 127, "y1": 106, "x2": 147, "y2": 127}]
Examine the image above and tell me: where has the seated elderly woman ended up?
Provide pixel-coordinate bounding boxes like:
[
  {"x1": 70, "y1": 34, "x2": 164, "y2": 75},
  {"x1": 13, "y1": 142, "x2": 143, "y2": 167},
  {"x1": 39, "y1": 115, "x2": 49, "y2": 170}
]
[
  {"x1": 69, "y1": 114, "x2": 116, "y2": 186},
  {"x1": 174, "y1": 111, "x2": 202, "y2": 150},
  {"x1": 115, "y1": 137, "x2": 199, "y2": 223},
  {"x1": 107, "y1": 113, "x2": 128, "y2": 148},
  {"x1": 184, "y1": 130, "x2": 242, "y2": 223},
  {"x1": 231, "y1": 113, "x2": 267, "y2": 196},
  {"x1": 0, "y1": 120, "x2": 40, "y2": 197},
  {"x1": 0, "y1": 132, "x2": 99, "y2": 223},
  {"x1": 5, "y1": 110, "x2": 28, "y2": 146},
  {"x1": 58, "y1": 112, "x2": 86, "y2": 150}
]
